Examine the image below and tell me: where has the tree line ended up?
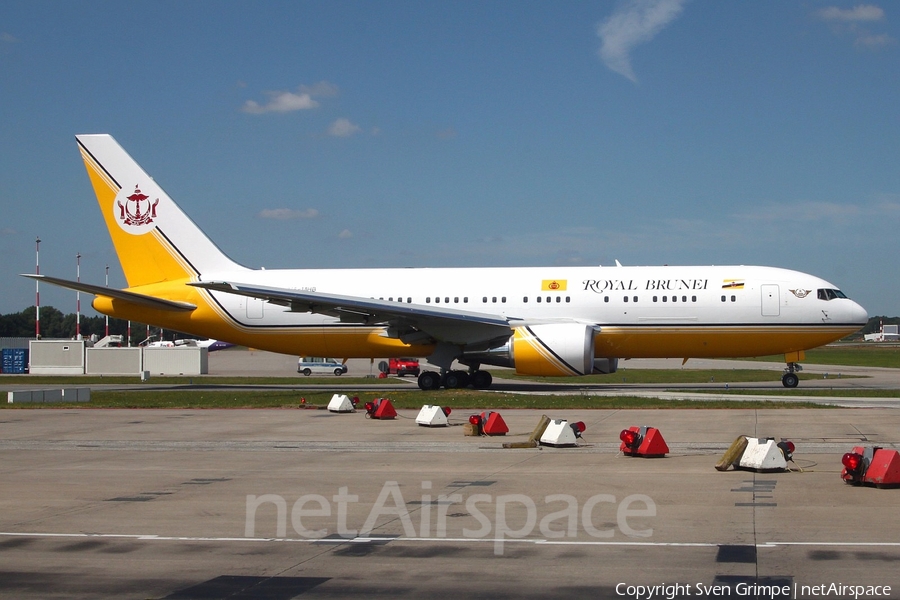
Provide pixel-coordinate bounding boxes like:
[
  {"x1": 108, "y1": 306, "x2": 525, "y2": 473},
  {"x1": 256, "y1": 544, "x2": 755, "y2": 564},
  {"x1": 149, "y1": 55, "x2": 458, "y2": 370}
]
[{"x1": 0, "y1": 306, "x2": 181, "y2": 346}]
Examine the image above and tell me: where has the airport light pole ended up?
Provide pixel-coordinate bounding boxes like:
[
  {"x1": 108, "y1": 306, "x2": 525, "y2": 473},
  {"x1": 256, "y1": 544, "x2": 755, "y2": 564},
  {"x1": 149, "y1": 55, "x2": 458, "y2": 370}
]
[
  {"x1": 76, "y1": 252, "x2": 81, "y2": 340},
  {"x1": 105, "y1": 264, "x2": 109, "y2": 337},
  {"x1": 35, "y1": 237, "x2": 41, "y2": 339}
]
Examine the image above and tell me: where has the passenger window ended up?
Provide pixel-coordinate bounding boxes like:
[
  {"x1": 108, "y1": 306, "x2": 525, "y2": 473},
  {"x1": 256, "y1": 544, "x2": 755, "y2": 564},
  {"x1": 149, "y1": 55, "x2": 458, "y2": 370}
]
[
  {"x1": 566, "y1": 297, "x2": 571, "y2": 303},
  {"x1": 604, "y1": 296, "x2": 609, "y2": 303},
  {"x1": 426, "y1": 297, "x2": 431, "y2": 303},
  {"x1": 523, "y1": 297, "x2": 528, "y2": 303},
  {"x1": 555, "y1": 296, "x2": 560, "y2": 303},
  {"x1": 721, "y1": 295, "x2": 726, "y2": 302},
  {"x1": 624, "y1": 296, "x2": 629, "y2": 303},
  {"x1": 537, "y1": 297, "x2": 541, "y2": 303},
  {"x1": 731, "y1": 295, "x2": 736, "y2": 302}
]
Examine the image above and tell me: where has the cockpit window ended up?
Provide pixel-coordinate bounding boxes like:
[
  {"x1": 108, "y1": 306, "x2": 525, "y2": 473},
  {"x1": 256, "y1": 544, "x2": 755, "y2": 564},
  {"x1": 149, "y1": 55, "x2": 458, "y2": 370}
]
[{"x1": 817, "y1": 288, "x2": 848, "y2": 301}]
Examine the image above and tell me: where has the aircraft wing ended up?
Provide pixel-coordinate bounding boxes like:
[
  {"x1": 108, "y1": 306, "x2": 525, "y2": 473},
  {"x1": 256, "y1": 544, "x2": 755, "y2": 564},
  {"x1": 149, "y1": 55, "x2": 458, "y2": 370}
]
[
  {"x1": 190, "y1": 280, "x2": 513, "y2": 347},
  {"x1": 21, "y1": 274, "x2": 197, "y2": 312}
]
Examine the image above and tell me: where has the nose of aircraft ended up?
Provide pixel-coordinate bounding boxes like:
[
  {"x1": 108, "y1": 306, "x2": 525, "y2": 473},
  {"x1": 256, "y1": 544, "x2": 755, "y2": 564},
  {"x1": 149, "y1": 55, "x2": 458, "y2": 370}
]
[{"x1": 849, "y1": 300, "x2": 869, "y2": 326}]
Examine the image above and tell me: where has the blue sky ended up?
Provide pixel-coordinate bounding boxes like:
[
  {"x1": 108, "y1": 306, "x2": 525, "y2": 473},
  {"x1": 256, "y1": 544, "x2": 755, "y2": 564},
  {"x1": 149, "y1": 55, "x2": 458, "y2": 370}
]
[{"x1": 1, "y1": 1, "x2": 898, "y2": 318}]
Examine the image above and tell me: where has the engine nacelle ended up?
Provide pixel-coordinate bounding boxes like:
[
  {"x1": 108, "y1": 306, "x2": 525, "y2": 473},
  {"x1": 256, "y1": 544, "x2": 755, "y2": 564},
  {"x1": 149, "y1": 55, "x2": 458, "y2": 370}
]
[
  {"x1": 513, "y1": 324, "x2": 613, "y2": 377},
  {"x1": 459, "y1": 323, "x2": 618, "y2": 377}
]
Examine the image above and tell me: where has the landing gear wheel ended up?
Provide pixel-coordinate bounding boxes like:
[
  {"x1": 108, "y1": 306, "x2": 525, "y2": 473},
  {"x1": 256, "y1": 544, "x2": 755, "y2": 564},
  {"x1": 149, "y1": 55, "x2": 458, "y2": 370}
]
[
  {"x1": 782, "y1": 373, "x2": 799, "y2": 388},
  {"x1": 444, "y1": 370, "x2": 470, "y2": 389},
  {"x1": 470, "y1": 370, "x2": 493, "y2": 389},
  {"x1": 418, "y1": 371, "x2": 442, "y2": 391}
]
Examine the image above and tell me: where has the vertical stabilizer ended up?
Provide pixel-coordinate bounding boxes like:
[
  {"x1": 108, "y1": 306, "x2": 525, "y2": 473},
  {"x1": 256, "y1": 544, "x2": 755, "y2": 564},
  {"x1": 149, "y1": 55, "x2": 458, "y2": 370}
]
[{"x1": 76, "y1": 134, "x2": 245, "y2": 288}]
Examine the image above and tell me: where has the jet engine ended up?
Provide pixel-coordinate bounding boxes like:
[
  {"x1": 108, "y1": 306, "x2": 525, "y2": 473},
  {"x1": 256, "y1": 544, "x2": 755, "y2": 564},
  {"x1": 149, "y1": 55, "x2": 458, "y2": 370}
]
[{"x1": 461, "y1": 323, "x2": 617, "y2": 377}]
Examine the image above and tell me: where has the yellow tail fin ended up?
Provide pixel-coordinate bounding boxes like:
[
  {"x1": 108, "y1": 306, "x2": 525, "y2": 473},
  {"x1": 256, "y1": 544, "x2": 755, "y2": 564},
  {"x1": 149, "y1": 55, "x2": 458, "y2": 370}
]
[{"x1": 76, "y1": 134, "x2": 244, "y2": 288}]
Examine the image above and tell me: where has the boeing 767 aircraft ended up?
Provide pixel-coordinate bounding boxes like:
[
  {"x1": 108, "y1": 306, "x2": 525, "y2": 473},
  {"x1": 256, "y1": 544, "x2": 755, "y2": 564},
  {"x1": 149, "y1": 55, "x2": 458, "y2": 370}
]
[{"x1": 23, "y1": 135, "x2": 868, "y2": 390}]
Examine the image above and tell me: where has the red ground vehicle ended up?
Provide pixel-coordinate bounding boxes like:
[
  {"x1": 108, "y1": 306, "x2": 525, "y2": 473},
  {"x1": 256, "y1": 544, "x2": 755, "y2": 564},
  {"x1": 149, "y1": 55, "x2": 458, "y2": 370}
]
[{"x1": 388, "y1": 358, "x2": 420, "y2": 377}]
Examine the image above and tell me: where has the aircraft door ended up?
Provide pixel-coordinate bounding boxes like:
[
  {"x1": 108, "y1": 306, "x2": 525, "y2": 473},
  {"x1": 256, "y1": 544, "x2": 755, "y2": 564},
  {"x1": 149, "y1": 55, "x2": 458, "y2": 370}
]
[
  {"x1": 245, "y1": 297, "x2": 264, "y2": 319},
  {"x1": 761, "y1": 284, "x2": 780, "y2": 317}
]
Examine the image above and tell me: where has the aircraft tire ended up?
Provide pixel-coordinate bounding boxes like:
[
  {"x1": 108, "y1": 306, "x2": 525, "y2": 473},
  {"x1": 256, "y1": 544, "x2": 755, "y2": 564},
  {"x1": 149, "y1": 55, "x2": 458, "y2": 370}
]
[
  {"x1": 418, "y1": 371, "x2": 441, "y2": 391},
  {"x1": 782, "y1": 373, "x2": 799, "y2": 388},
  {"x1": 471, "y1": 370, "x2": 493, "y2": 389},
  {"x1": 444, "y1": 370, "x2": 470, "y2": 389}
]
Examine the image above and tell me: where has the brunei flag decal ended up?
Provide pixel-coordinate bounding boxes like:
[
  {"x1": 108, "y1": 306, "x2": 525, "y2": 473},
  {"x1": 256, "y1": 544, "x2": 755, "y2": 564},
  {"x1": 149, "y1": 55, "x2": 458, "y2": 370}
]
[
  {"x1": 541, "y1": 279, "x2": 567, "y2": 291},
  {"x1": 722, "y1": 279, "x2": 745, "y2": 290}
]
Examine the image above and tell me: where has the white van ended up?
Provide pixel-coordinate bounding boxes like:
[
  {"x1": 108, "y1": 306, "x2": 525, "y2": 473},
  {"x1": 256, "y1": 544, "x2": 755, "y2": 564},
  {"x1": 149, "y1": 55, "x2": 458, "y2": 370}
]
[{"x1": 297, "y1": 357, "x2": 348, "y2": 376}]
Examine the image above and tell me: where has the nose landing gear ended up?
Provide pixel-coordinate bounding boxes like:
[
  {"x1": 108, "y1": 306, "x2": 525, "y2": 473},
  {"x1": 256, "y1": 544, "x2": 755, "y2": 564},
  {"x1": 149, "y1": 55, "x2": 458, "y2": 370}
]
[{"x1": 782, "y1": 362, "x2": 802, "y2": 388}]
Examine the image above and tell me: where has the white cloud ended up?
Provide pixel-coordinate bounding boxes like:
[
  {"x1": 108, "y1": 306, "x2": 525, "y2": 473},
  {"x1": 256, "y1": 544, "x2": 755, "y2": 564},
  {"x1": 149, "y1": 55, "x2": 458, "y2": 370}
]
[
  {"x1": 596, "y1": 0, "x2": 686, "y2": 83},
  {"x1": 817, "y1": 5, "x2": 884, "y2": 22},
  {"x1": 243, "y1": 92, "x2": 318, "y2": 114},
  {"x1": 242, "y1": 81, "x2": 338, "y2": 114},
  {"x1": 258, "y1": 208, "x2": 320, "y2": 220},
  {"x1": 815, "y1": 5, "x2": 895, "y2": 48},
  {"x1": 1, "y1": 32, "x2": 19, "y2": 43},
  {"x1": 328, "y1": 118, "x2": 362, "y2": 138},
  {"x1": 0, "y1": 227, "x2": 17, "y2": 235},
  {"x1": 856, "y1": 32, "x2": 894, "y2": 48},
  {"x1": 338, "y1": 229, "x2": 353, "y2": 239}
]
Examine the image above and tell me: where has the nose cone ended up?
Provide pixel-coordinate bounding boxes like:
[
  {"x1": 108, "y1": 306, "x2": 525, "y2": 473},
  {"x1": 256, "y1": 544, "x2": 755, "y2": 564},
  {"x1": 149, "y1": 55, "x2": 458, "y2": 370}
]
[{"x1": 848, "y1": 300, "x2": 869, "y2": 326}]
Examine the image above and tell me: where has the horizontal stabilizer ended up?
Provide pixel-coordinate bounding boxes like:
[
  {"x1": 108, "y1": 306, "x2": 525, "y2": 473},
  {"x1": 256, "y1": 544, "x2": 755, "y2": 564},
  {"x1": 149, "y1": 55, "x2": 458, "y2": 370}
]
[{"x1": 21, "y1": 274, "x2": 196, "y2": 312}]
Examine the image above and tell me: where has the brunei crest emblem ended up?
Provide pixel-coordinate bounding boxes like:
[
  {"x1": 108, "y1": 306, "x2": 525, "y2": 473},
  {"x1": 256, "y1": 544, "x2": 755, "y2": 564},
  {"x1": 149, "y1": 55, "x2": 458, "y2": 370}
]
[{"x1": 117, "y1": 185, "x2": 159, "y2": 227}]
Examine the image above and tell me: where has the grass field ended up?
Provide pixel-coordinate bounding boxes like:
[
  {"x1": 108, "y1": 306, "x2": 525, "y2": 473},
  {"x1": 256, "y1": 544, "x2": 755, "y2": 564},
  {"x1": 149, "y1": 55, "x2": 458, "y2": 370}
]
[
  {"x1": 748, "y1": 344, "x2": 900, "y2": 368},
  {"x1": 501, "y1": 369, "x2": 860, "y2": 385}
]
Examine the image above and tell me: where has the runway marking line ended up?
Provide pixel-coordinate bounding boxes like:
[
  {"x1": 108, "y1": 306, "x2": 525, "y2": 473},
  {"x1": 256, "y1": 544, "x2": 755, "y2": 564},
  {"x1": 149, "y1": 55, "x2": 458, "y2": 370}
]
[{"x1": 3, "y1": 531, "x2": 900, "y2": 548}]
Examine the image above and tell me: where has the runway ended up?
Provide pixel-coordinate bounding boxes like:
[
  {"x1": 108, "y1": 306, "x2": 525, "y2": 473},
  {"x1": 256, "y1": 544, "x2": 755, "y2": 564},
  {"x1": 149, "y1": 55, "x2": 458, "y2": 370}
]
[{"x1": 1, "y1": 406, "x2": 899, "y2": 599}]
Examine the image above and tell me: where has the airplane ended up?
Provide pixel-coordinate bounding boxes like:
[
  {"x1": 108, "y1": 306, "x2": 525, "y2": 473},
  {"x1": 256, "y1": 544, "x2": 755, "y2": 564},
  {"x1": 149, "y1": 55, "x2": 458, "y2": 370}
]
[
  {"x1": 22, "y1": 134, "x2": 868, "y2": 390},
  {"x1": 143, "y1": 338, "x2": 233, "y2": 351}
]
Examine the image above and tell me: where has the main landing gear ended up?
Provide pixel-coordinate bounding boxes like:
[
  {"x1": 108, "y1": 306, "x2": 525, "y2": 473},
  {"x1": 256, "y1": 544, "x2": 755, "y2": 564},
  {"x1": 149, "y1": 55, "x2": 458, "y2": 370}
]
[
  {"x1": 417, "y1": 369, "x2": 493, "y2": 391},
  {"x1": 782, "y1": 362, "x2": 802, "y2": 388}
]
